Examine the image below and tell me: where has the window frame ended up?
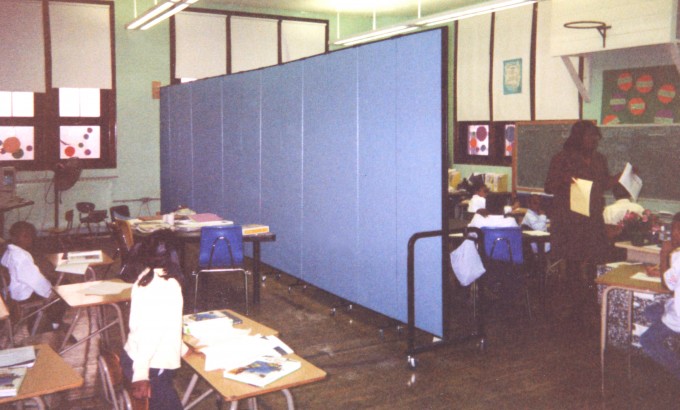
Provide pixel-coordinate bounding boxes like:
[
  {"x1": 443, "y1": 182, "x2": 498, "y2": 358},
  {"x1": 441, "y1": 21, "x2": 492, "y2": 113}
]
[
  {"x1": 454, "y1": 120, "x2": 514, "y2": 166},
  {"x1": 0, "y1": 0, "x2": 116, "y2": 171}
]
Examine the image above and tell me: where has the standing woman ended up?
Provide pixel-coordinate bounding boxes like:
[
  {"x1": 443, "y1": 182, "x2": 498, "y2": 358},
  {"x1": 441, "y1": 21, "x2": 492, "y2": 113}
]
[
  {"x1": 545, "y1": 121, "x2": 617, "y2": 312},
  {"x1": 120, "y1": 232, "x2": 186, "y2": 410}
]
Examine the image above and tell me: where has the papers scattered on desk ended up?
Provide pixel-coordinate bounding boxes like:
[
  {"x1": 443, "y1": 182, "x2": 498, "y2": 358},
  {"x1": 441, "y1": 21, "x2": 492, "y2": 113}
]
[
  {"x1": 173, "y1": 219, "x2": 234, "y2": 232},
  {"x1": 630, "y1": 272, "x2": 662, "y2": 283},
  {"x1": 606, "y1": 261, "x2": 636, "y2": 268},
  {"x1": 223, "y1": 355, "x2": 301, "y2": 387},
  {"x1": 570, "y1": 178, "x2": 592, "y2": 217},
  {"x1": 183, "y1": 310, "x2": 243, "y2": 336},
  {"x1": 643, "y1": 244, "x2": 661, "y2": 251},
  {"x1": 0, "y1": 346, "x2": 35, "y2": 368},
  {"x1": 55, "y1": 253, "x2": 90, "y2": 275},
  {"x1": 199, "y1": 334, "x2": 293, "y2": 372},
  {"x1": 82, "y1": 281, "x2": 132, "y2": 296},
  {"x1": 135, "y1": 221, "x2": 173, "y2": 233},
  {"x1": 0, "y1": 367, "x2": 27, "y2": 397},
  {"x1": 523, "y1": 230, "x2": 550, "y2": 237},
  {"x1": 189, "y1": 213, "x2": 223, "y2": 223}
]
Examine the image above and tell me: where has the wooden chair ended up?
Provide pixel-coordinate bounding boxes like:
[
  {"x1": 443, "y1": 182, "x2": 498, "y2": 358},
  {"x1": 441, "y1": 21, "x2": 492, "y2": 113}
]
[
  {"x1": 110, "y1": 205, "x2": 132, "y2": 222},
  {"x1": 0, "y1": 266, "x2": 50, "y2": 345},
  {"x1": 76, "y1": 202, "x2": 108, "y2": 235},
  {"x1": 98, "y1": 347, "x2": 148, "y2": 410},
  {"x1": 46, "y1": 209, "x2": 74, "y2": 251}
]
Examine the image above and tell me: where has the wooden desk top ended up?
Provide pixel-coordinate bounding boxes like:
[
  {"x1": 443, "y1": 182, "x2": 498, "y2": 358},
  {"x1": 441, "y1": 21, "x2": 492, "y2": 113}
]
[
  {"x1": 614, "y1": 241, "x2": 661, "y2": 255},
  {"x1": 53, "y1": 279, "x2": 132, "y2": 308},
  {"x1": 183, "y1": 351, "x2": 326, "y2": 402},
  {"x1": 46, "y1": 251, "x2": 115, "y2": 268},
  {"x1": 595, "y1": 263, "x2": 670, "y2": 294},
  {"x1": 0, "y1": 344, "x2": 83, "y2": 404},
  {"x1": 0, "y1": 294, "x2": 8, "y2": 320},
  {"x1": 183, "y1": 310, "x2": 325, "y2": 402}
]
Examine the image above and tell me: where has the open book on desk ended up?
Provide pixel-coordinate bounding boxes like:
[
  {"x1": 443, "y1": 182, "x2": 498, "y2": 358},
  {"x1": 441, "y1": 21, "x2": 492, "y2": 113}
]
[
  {"x1": 0, "y1": 367, "x2": 27, "y2": 397},
  {"x1": 55, "y1": 250, "x2": 103, "y2": 275},
  {"x1": 223, "y1": 356, "x2": 301, "y2": 387},
  {"x1": 0, "y1": 346, "x2": 35, "y2": 368}
]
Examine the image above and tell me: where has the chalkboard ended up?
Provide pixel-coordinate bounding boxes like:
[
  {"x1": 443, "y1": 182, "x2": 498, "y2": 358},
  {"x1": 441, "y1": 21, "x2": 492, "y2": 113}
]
[{"x1": 513, "y1": 121, "x2": 680, "y2": 201}]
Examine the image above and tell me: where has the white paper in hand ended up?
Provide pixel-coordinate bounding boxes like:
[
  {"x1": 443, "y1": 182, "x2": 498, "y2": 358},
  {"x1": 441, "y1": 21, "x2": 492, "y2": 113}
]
[{"x1": 570, "y1": 178, "x2": 592, "y2": 217}]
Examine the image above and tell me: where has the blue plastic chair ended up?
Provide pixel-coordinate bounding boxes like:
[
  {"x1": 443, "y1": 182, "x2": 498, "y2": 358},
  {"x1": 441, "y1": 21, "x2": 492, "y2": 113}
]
[
  {"x1": 192, "y1": 225, "x2": 249, "y2": 314},
  {"x1": 479, "y1": 226, "x2": 531, "y2": 319}
]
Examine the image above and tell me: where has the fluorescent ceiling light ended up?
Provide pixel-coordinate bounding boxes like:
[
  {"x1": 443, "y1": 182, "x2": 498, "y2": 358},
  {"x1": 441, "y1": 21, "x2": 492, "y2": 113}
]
[
  {"x1": 335, "y1": 25, "x2": 418, "y2": 46},
  {"x1": 126, "y1": 0, "x2": 198, "y2": 30},
  {"x1": 416, "y1": 0, "x2": 538, "y2": 27}
]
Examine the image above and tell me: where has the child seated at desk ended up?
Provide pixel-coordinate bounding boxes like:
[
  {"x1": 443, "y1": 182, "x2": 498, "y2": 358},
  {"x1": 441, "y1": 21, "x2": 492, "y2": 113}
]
[
  {"x1": 521, "y1": 194, "x2": 550, "y2": 253},
  {"x1": 467, "y1": 183, "x2": 489, "y2": 215},
  {"x1": 603, "y1": 183, "x2": 645, "y2": 240},
  {"x1": 641, "y1": 212, "x2": 680, "y2": 379},
  {"x1": 0, "y1": 221, "x2": 65, "y2": 330}
]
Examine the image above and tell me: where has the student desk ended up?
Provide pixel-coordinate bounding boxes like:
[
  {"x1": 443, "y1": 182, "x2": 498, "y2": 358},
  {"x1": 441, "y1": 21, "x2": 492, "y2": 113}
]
[
  {"x1": 614, "y1": 241, "x2": 661, "y2": 265},
  {"x1": 53, "y1": 279, "x2": 131, "y2": 354},
  {"x1": 46, "y1": 251, "x2": 115, "y2": 285},
  {"x1": 595, "y1": 264, "x2": 670, "y2": 387},
  {"x1": 181, "y1": 310, "x2": 326, "y2": 410},
  {"x1": 0, "y1": 344, "x2": 83, "y2": 410}
]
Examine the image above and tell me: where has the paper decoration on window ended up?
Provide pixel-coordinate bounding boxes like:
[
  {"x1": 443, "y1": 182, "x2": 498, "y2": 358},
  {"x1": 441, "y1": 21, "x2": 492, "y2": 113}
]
[
  {"x1": 601, "y1": 65, "x2": 680, "y2": 124},
  {"x1": 467, "y1": 124, "x2": 489, "y2": 156},
  {"x1": 0, "y1": 127, "x2": 34, "y2": 160},
  {"x1": 60, "y1": 125, "x2": 100, "y2": 159},
  {"x1": 504, "y1": 124, "x2": 515, "y2": 157}
]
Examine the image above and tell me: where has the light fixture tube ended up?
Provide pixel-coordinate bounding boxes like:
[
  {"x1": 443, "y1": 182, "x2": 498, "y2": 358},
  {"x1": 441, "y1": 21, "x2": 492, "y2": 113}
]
[
  {"x1": 126, "y1": 0, "x2": 198, "y2": 31},
  {"x1": 334, "y1": 25, "x2": 418, "y2": 46},
  {"x1": 416, "y1": 0, "x2": 538, "y2": 26}
]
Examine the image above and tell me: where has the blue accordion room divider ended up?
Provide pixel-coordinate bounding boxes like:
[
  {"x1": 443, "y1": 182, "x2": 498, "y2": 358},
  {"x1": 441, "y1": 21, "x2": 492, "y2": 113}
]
[{"x1": 160, "y1": 29, "x2": 447, "y2": 336}]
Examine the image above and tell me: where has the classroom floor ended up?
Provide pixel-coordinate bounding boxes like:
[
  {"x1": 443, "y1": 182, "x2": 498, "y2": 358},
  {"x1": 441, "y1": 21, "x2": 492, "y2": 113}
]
[{"x1": 4, "y1": 232, "x2": 680, "y2": 410}]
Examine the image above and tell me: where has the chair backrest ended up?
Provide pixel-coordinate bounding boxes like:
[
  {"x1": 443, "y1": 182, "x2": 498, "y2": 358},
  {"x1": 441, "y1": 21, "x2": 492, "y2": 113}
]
[
  {"x1": 480, "y1": 226, "x2": 524, "y2": 265},
  {"x1": 198, "y1": 225, "x2": 243, "y2": 269},
  {"x1": 76, "y1": 202, "x2": 95, "y2": 214},
  {"x1": 110, "y1": 205, "x2": 131, "y2": 222}
]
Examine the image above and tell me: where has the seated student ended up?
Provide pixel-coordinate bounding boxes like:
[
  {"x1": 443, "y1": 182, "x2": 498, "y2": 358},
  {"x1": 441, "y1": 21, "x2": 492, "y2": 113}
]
[
  {"x1": 0, "y1": 221, "x2": 65, "y2": 330},
  {"x1": 640, "y1": 212, "x2": 680, "y2": 379},
  {"x1": 603, "y1": 183, "x2": 645, "y2": 239},
  {"x1": 467, "y1": 183, "x2": 489, "y2": 215},
  {"x1": 469, "y1": 193, "x2": 519, "y2": 229},
  {"x1": 120, "y1": 231, "x2": 187, "y2": 410},
  {"x1": 521, "y1": 194, "x2": 550, "y2": 253}
]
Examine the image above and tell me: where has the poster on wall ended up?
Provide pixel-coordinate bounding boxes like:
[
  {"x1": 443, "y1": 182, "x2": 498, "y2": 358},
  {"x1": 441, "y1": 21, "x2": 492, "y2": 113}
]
[
  {"x1": 503, "y1": 58, "x2": 522, "y2": 95},
  {"x1": 601, "y1": 65, "x2": 680, "y2": 125}
]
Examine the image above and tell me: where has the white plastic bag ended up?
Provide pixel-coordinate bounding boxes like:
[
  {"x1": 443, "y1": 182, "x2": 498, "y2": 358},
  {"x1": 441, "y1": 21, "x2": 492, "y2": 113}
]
[{"x1": 450, "y1": 239, "x2": 486, "y2": 286}]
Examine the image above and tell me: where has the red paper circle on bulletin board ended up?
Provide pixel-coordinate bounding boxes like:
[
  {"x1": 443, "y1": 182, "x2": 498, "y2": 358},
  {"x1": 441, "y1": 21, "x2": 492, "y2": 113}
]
[
  {"x1": 635, "y1": 74, "x2": 653, "y2": 93},
  {"x1": 628, "y1": 97, "x2": 646, "y2": 115},
  {"x1": 617, "y1": 72, "x2": 633, "y2": 91},
  {"x1": 658, "y1": 84, "x2": 676, "y2": 104},
  {"x1": 2, "y1": 137, "x2": 21, "y2": 154},
  {"x1": 64, "y1": 146, "x2": 76, "y2": 157},
  {"x1": 470, "y1": 138, "x2": 477, "y2": 148},
  {"x1": 476, "y1": 126, "x2": 487, "y2": 141},
  {"x1": 602, "y1": 114, "x2": 620, "y2": 125},
  {"x1": 654, "y1": 109, "x2": 674, "y2": 124},
  {"x1": 609, "y1": 92, "x2": 626, "y2": 111}
]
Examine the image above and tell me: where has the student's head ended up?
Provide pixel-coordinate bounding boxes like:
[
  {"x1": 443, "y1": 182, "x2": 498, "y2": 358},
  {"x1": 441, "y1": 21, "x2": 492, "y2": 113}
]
[
  {"x1": 474, "y1": 184, "x2": 489, "y2": 197},
  {"x1": 612, "y1": 183, "x2": 631, "y2": 200},
  {"x1": 485, "y1": 194, "x2": 506, "y2": 215},
  {"x1": 528, "y1": 195, "x2": 542, "y2": 212},
  {"x1": 9, "y1": 221, "x2": 36, "y2": 251},
  {"x1": 127, "y1": 231, "x2": 183, "y2": 287},
  {"x1": 564, "y1": 120, "x2": 602, "y2": 153},
  {"x1": 671, "y1": 212, "x2": 680, "y2": 248}
]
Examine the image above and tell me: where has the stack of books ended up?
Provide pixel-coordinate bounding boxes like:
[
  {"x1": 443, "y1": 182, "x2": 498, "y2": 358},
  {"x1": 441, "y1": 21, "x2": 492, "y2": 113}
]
[{"x1": 0, "y1": 346, "x2": 36, "y2": 397}]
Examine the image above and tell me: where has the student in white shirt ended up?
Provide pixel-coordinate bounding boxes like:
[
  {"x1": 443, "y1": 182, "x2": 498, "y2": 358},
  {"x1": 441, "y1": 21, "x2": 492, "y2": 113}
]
[
  {"x1": 603, "y1": 183, "x2": 645, "y2": 225},
  {"x1": 120, "y1": 232, "x2": 186, "y2": 410},
  {"x1": 641, "y1": 212, "x2": 680, "y2": 379},
  {"x1": 521, "y1": 194, "x2": 550, "y2": 253},
  {"x1": 467, "y1": 184, "x2": 489, "y2": 215},
  {"x1": 1, "y1": 221, "x2": 65, "y2": 329}
]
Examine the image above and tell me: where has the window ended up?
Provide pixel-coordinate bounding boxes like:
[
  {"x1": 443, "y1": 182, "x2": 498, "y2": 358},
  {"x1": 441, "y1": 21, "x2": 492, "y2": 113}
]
[
  {"x1": 0, "y1": 1, "x2": 115, "y2": 170},
  {"x1": 455, "y1": 121, "x2": 515, "y2": 166}
]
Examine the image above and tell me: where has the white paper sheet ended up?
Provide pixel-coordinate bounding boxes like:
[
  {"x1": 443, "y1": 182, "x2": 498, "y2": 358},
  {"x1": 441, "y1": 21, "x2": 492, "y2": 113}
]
[
  {"x1": 619, "y1": 162, "x2": 643, "y2": 201},
  {"x1": 570, "y1": 178, "x2": 593, "y2": 217},
  {"x1": 82, "y1": 281, "x2": 132, "y2": 295},
  {"x1": 630, "y1": 272, "x2": 662, "y2": 283}
]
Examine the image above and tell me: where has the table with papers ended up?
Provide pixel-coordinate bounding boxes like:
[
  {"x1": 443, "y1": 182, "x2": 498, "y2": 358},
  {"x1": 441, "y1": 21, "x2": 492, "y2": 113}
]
[
  {"x1": 47, "y1": 250, "x2": 114, "y2": 285},
  {"x1": 181, "y1": 310, "x2": 326, "y2": 410}
]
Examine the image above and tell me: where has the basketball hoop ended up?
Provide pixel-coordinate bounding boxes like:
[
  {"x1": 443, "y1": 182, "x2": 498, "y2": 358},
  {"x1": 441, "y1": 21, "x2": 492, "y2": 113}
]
[{"x1": 564, "y1": 20, "x2": 611, "y2": 48}]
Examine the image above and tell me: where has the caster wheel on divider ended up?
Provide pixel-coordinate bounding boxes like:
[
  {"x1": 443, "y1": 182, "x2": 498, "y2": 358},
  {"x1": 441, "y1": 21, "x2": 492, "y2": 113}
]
[
  {"x1": 378, "y1": 328, "x2": 385, "y2": 340},
  {"x1": 407, "y1": 356, "x2": 417, "y2": 369}
]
